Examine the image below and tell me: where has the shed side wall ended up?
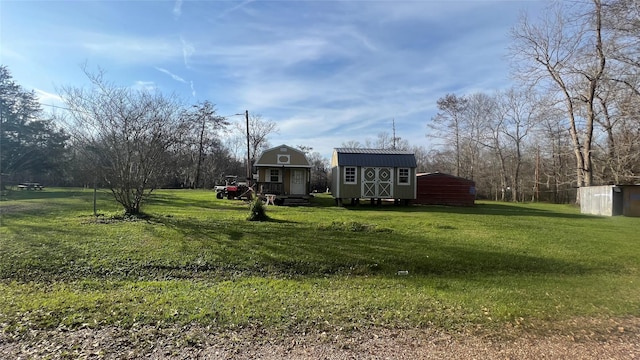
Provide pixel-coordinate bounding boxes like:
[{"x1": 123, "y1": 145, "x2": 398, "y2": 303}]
[
  {"x1": 338, "y1": 165, "x2": 362, "y2": 198},
  {"x1": 415, "y1": 175, "x2": 475, "y2": 206},
  {"x1": 393, "y1": 168, "x2": 416, "y2": 199},
  {"x1": 579, "y1": 186, "x2": 614, "y2": 216}
]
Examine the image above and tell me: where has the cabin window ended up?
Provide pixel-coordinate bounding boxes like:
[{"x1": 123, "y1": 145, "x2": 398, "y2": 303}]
[
  {"x1": 269, "y1": 169, "x2": 281, "y2": 182},
  {"x1": 344, "y1": 167, "x2": 356, "y2": 184},
  {"x1": 398, "y1": 168, "x2": 410, "y2": 185}
]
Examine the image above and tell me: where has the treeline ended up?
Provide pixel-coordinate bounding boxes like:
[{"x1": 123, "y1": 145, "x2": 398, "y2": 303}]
[
  {"x1": 0, "y1": 67, "x2": 271, "y2": 204},
  {"x1": 0, "y1": 66, "x2": 69, "y2": 186},
  {"x1": 345, "y1": 0, "x2": 640, "y2": 203},
  {"x1": 1, "y1": 65, "x2": 329, "y2": 213},
  {"x1": 441, "y1": 0, "x2": 640, "y2": 202}
]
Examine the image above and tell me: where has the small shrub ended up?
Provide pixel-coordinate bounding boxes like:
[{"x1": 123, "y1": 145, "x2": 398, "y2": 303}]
[{"x1": 247, "y1": 198, "x2": 269, "y2": 221}]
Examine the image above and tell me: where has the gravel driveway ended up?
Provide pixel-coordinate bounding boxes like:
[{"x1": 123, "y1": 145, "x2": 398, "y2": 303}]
[{"x1": 2, "y1": 318, "x2": 638, "y2": 359}]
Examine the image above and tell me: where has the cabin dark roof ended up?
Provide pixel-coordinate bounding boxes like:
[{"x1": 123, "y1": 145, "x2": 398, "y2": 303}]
[{"x1": 334, "y1": 148, "x2": 417, "y2": 168}]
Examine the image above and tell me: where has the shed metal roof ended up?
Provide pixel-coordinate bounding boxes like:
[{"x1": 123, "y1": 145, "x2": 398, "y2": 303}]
[{"x1": 334, "y1": 148, "x2": 417, "y2": 168}]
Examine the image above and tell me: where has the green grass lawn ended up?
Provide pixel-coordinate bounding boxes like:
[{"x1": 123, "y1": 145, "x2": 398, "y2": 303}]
[{"x1": 1, "y1": 188, "x2": 638, "y2": 336}]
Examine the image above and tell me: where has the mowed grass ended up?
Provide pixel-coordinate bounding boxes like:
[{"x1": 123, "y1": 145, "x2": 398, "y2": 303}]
[{"x1": 0, "y1": 188, "x2": 639, "y2": 335}]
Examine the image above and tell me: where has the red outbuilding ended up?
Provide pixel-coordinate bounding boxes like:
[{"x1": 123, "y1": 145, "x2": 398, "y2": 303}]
[{"x1": 414, "y1": 172, "x2": 476, "y2": 206}]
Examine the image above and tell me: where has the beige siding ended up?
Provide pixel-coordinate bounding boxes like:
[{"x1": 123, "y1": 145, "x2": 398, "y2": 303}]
[
  {"x1": 393, "y1": 168, "x2": 415, "y2": 199},
  {"x1": 331, "y1": 166, "x2": 339, "y2": 196},
  {"x1": 256, "y1": 145, "x2": 310, "y2": 167},
  {"x1": 330, "y1": 151, "x2": 339, "y2": 167},
  {"x1": 332, "y1": 166, "x2": 416, "y2": 200},
  {"x1": 334, "y1": 165, "x2": 361, "y2": 199}
]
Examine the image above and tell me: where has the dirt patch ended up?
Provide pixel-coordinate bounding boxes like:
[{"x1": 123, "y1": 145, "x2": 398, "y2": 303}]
[
  {"x1": 0, "y1": 203, "x2": 49, "y2": 215},
  {"x1": 2, "y1": 318, "x2": 639, "y2": 359},
  {"x1": 0, "y1": 204, "x2": 31, "y2": 215}
]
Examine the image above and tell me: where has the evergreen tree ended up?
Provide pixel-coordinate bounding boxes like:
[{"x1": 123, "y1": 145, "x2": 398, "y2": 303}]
[{"x1": 0, "y1": 65, "x2": 68, "y2": 187}]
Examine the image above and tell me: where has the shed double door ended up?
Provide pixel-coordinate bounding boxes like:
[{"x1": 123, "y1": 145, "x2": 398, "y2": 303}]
[{"x1": 362, "y1": 167, "x2": 393, "y2": 198}]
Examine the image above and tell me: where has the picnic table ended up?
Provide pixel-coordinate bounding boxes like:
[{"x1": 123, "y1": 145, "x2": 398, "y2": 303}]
[
  {"x1": 264, "y1": 194, "x2": 276, "y2": 205},
  {"x1": 18, "y1": 182, "x2": 44, "y2": 190}
]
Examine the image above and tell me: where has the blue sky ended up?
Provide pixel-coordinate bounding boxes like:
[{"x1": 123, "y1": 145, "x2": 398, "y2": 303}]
[{"x1": 1, "y1": 0, "x2": 545, "y2": 159}]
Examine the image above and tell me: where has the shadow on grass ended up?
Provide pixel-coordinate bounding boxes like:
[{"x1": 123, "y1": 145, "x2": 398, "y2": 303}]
[
  {"x1": 123, "y1": 230, "x2": 592, "y2": 280},
  {"x1": 0, "y1": 188, "x2": 102, "y2": 202},
  {"x1": 148, "y1": 214, "x2": 297, "y2": 242},
  {"x1": 0, "y1": 195, "x2": 607, "y2": 282},
  {"x1": 337, "y1": 201, "x2": 594, "y2": 220},
  {"x1": 250, "y1": 227, "x2": 593, "y2": 278},
  {"x1": 147, "y1": 193, "x2": 248, "y2": 212}
]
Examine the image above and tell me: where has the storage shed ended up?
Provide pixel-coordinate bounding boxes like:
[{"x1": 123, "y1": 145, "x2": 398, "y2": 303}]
[
  {"x1": 579, "y1": 185, "x2": 640, "y2": 217},
  {"x1": 254, "y1": 144, "x2": 312, "y2": 205},
  {"x1": 331, "y1": 148, "x2": 417, "y2": 205},
  {"x1": 414, "y1": 172, "x2": 476, "y2": 206}
]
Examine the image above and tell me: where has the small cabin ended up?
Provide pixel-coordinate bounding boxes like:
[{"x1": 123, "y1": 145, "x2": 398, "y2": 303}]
[
  {"x1": 254, "y1": 144, "x2": 312, "y2": 205},
  {"x1": 331, "y1": 148, "x2": 417, "y2": 205},
  {"x1": 414, "y1": 172, "x2": 476, "y2": 206}
]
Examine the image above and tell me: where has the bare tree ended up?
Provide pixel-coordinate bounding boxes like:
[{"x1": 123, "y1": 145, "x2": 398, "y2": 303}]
[
  {"x1": 593, "y1": 80, "x2": 640, "y2": 184},
  {"x1": 535, "y1": 97, "x2": 577, "y2": 203},
  {"x1": 596, "y1": 0, "x2": 640, "y2": 183},
  {"x1": 411, "y1": 145, "x2": 431, "y2": 173},
  {"x1": 470, "y1": 93, "x2": 509, "y2": 200},
  {"x1": 375, "y1": 132, "x2": 394, "y2": 150},
  {"x1": 428, "y1": 94, "x2": 468, "y2": 177},
  {"x1": 495, "y1": 89, "x2": 539, "y2": 201},
  {"x1": 510, "y1": 0, "x2": 607, "y2": 195},
  {"x1": 340, "y1": 140, "x2": 363, "y2": 148},
  {"x1": 60, "y1": 69, "x2": 187, "y2": 215},
  {"x1": 463, "y1": 93, "x2": 494, "y2": 181},
  {"x1": 307, "y1": 150, "x2": 330, "y2": 193},
  {"x1": 603, "y1": 0, "x2": 640, "y2": 96},
  {"x1": 235, "y1": 113, "x2": 278, "y2": 168}
]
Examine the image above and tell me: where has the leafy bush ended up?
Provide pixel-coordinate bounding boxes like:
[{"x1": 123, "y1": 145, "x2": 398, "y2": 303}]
[{"x1": 247, "y1": 197, "x2": 269, "y2": 221}]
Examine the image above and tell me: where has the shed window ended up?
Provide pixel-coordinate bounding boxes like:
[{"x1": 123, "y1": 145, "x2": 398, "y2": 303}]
[
  {"x1": 344, "y1": 167, "x2": 356, "y2": 184},
  {"x1": 398, "y1": 168, "x2": 410, "y2": 185},
  {"x1": 269, "y1": 169, "x2": 281, "y2": 182}
]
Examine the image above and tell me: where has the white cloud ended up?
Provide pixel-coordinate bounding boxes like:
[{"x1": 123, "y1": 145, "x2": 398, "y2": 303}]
[
  {"x1": 217, "y1": 0, "x2": 255, "y2": 19},
  {"x1": 132, "y1": 81, "x2": 157, "y2": 92},
  {"x1": 180, "y1": 36, "x2": 195, "y2": 69},
  {"x1": 155, "y1": 67, "x2": 187, "y2": 83},
  {"x1": 173, "y1": 0, "x2": 183, "y2": 17},
  {"x1": 81, "y1": 33, "x2": 179, "y2": 64},
  {"x1": 34, "y1": 88, "x2": 63, "y2": 104}
]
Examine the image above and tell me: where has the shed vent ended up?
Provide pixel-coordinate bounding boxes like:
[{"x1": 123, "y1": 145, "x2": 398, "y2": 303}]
[{"x1": 277, "y1": 154, "x2": 290, "y2": 164}]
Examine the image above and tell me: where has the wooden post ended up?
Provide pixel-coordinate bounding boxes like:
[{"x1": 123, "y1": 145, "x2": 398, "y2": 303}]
[{"x1": 245, "y1": 110, "x2": 251, "y2": 187}]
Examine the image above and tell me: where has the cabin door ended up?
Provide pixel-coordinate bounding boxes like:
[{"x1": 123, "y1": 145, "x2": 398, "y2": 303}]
[
  {"x1": 290, "y1": 169, "x2": 306, "y2": 195},
  {"x1": 362, "y1": 167, "x2": 393, "y2": 198}
]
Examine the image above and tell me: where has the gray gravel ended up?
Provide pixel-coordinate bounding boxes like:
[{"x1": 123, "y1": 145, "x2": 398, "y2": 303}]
[{"x1": 2, "y1": 318, "x2": 639, "y2": 359}]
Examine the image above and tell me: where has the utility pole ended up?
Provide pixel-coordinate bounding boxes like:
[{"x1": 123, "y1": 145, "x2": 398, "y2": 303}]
[
  {"x1": 195, "y1": 110, "x2": 206, "y2": 189},
  {"x1": 391, "y1": 118, "x2": 402, "y2": 150},
  {"x1": 245, "y1": 110, "x2": 251, "y2": 186},
  {"x1": 392, "y1": 118, "x2": 397, "y2": 150}
]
